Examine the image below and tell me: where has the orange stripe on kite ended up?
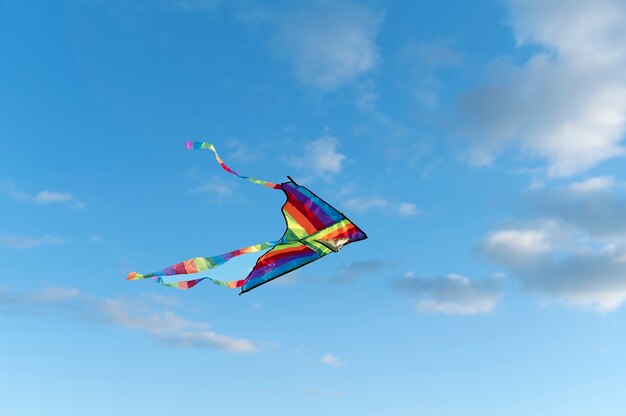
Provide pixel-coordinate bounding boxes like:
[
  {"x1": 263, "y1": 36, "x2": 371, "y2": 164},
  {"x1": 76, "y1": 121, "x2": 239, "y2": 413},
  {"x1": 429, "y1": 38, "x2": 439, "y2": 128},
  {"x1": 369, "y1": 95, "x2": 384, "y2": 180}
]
[
  {"x1": 319, "y1": 223, "x2": 356, "y2": 241},
  {"x1": 257, "y1": 244, "x2": 311, "y2": 265},
  {"x1": 283, "y1": 202, "x2": 318, "y2": 234}
]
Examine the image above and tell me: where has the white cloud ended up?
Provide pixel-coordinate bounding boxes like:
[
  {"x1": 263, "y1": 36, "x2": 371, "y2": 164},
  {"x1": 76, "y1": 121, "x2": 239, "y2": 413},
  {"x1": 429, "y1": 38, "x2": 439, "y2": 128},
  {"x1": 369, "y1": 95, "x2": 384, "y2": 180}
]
[
  {"x1": 0, "y1": 234, "x2": 66, "y2": 249},
  {"x1": 321, "y1": 353, "x2": 346, "y2": 367},
  {"x1": 2, "y1": 180, "x2": 85, "y2": 209},
  {"x1": 481, "y1": 228, "x2": 554, "y2": 267},
  {"x1": 568, "y1": 176, "x2": 616, "y2": 193},
  {"x1": 390, "y1": 273, "x2": 502, "y2": 315},
  {"x1": 481, "y1": 227, "x2": 626, "y2": 312},
  {"x1": 0, "y1": 288, "x2": 259, "y2": 353},
  {"x1": 478, "y1": 180, "x2": 626, "y2": 312},
  {"x1": 273, "y1": 0, "x2": 382, "y2": 89},
  {"x1": 457, "y1": 0, "x2": 626, "y2": 177},
  {"x1": 397, "y1": 202, "x2": 419, "y2": 217},
  {"x1": 33, "y1": 191, "x2": 74, "y2": 204},
  {"x1": 308, "y1": 136, "x2": 345, "y2": 174}
]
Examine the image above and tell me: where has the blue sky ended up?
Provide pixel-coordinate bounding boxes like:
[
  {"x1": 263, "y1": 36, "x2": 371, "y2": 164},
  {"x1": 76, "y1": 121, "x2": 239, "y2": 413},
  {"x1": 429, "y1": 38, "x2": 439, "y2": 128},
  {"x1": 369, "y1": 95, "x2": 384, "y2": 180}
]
[{"x1": 2, "y1": 0, "x2": 626, "y2": 414}]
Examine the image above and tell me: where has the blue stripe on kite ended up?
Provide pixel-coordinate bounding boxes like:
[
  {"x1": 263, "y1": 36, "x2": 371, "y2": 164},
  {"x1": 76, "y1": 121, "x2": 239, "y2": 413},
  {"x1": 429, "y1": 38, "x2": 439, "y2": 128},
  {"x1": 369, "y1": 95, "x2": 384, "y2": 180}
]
[
  {"x1": 284, "y1": 183, "x2": 344, "y2": 226},
  {"x1": 243, "y1": 251, "x2": 320, "y2": 291}
]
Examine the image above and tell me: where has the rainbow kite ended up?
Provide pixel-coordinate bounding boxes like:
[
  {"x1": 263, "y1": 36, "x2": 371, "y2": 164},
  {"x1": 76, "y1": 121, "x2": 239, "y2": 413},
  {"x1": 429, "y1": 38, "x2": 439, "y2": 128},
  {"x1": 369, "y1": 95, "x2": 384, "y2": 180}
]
[{"x1": 127, "y1": 142, "x2": 367, "y2": 294}]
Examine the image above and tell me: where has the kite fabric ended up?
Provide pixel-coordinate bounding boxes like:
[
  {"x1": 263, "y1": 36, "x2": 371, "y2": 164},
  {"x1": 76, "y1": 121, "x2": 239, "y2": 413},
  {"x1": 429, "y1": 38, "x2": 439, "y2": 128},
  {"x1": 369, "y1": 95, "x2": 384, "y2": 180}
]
[{"x1": 127, "y1": 141, "x2": 367, "y2": 294}]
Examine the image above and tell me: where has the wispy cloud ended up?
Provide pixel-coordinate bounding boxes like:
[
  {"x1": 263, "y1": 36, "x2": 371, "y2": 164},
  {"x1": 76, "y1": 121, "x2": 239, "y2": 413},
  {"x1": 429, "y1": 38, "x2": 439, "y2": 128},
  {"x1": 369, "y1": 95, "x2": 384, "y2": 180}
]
[
  {"x1": 321, "y1": 353, "x2": 346, "y2": 367},
  {"x1": 397, "y1": 202, "x2": 419, "y2": 217},
  {"x1": 304, "y1": 389, "x2": 344, "y2": 398},
  {"x1": 399, "y1": 38, "x2": 465, "y2": 70},
  {"x1": 457, "y1": 0, "x2": 626, "y2": 177},
  {"x1": 390, "y1": 273, "x2": 502, "y2": 315},
  {"x1": 96, "y1": 298, "x2": 256, "y2": 352},
  {"x1": 398, "y1": 39, "x2": 464, "y2": 109},
  {"x1": 225, "y1": 139, "x2": 261, "y2": 164},
  {"x1": 190, "y1": 177, "x2": 235, "y2": 199},
  {"x1": 28, "y1": 287, "x2": 81, "y2": 301},
  {"x1": 0, "y1": 288, "x2": 259, "y2": 353},
  {"x1": 331, "y1": 260, "x2": 385, "y2": 283},
  {"x1": 271, "y1": 0, "x2": 382, "y2": 89},
  {"x1": 0, "y1": 234, "x2": 66, "y2": 249},
  {"x1": 290, "y1": 136, "x2": 346, "y2": 179},
  {"x1": 568, "y1": 176, "x2": 617, "y2": 193},
  {"x1": 2, "y1": 180, "x2": 85, "y2": 209},
  {"x1": 342, "y1": 197, "x2": 420, "y2": 217},
  {"x1": 162, "y1": 0, "x2": 220, "y2": 12}
]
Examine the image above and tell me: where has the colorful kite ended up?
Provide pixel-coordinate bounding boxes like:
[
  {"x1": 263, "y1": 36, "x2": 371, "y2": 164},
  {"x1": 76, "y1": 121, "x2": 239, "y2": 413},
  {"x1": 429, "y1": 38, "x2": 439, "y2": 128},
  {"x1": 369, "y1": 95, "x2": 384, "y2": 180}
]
[{"x1": 127, "y1": 142, "x2": 367, "y2": 294}]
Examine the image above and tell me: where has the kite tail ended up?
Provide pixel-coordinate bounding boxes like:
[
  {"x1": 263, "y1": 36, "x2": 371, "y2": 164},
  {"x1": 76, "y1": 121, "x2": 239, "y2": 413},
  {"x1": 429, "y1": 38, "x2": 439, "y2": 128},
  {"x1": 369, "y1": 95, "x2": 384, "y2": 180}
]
[
  {"x1": 126, "y1": 239, "x2": 281, "y2": 283},
  {"x1": 148, "y1": 276, "x2": 245, "y2": 290},
  {"x1": 186, "y1": 141, "x2": 282, "y2": 189}
]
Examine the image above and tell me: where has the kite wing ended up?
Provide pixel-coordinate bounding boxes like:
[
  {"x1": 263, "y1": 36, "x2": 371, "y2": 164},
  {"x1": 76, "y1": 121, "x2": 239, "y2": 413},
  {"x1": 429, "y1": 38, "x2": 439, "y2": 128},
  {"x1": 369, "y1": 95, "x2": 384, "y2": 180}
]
[
  {"x1": 127, "y1": 141, "x2": 367, "y2": 294},
  {"x1": 240, "y1": 242, "x2": 321, "y2": 293}
]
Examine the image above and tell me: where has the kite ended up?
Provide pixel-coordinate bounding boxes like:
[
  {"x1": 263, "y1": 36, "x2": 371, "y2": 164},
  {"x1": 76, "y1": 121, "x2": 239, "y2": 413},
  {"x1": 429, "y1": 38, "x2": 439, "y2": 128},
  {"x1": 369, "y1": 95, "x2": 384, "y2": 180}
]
[{"x1": 127, "y1": 141, "x2": 367, "y2": 294}]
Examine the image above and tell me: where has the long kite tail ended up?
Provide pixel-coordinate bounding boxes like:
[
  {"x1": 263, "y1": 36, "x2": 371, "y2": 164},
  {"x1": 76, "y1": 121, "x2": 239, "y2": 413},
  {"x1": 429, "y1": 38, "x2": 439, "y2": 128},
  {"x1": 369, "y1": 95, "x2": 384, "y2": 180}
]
[
  {"x1": 150, "y1": 276, "x2": 246, "y2": 291},
  {"x1": 126, "y1": 142, "x2": 285, "y2": 290},
  {"x1": 127, "y1": 239, "x2": 281, "y2": 284},
  {"x1": 186, "y1": 141, "x2": 282, "y2": 189}
]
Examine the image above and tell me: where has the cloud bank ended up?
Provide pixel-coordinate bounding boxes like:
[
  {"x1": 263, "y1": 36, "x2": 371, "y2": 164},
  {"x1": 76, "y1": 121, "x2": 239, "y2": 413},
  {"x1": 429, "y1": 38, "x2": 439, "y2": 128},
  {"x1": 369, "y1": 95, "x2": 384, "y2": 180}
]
[
  {"x1": 480, "y1": 177, "x2": 626, "y2": 312},
  {"x1": 458, "y1": 0, "x2": 626, "y2": 177}
]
